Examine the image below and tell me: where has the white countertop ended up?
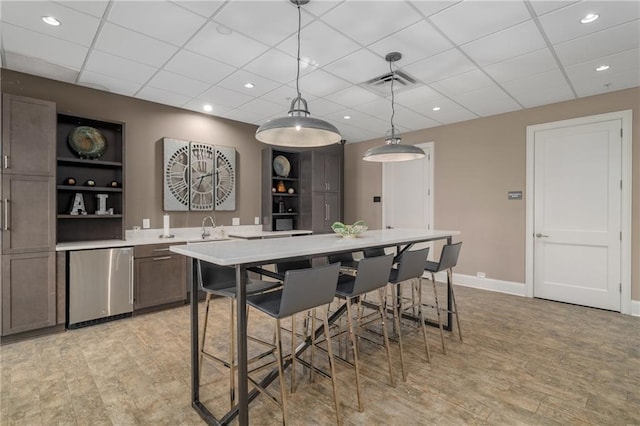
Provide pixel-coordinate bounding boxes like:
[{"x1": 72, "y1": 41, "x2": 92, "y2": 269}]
[
  {"x1": 55, "y1": 225, "x2": 312, "y2": 251},
  {"x1": 170, "y1": 229, "x2": 460, "y2": 266}
]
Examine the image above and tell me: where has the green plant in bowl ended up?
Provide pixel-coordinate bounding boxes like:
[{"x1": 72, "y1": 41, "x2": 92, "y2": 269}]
[{"x1": 331, "y1": 220, "x2": 368, "y2": 238}]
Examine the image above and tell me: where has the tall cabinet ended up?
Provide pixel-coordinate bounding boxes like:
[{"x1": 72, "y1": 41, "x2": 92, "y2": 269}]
[
  {"x1": 1, "y1": 94, "x2": 58, "y2": 336},
  {"x1": 299, "y1": 143, "x2": 344, "y2": 233}
]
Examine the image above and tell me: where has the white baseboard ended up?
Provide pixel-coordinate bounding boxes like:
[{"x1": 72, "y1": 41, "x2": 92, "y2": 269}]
[
  {"x1": 430, "y1": 272, "x2": 525, "y2": 297},
  {"x1": 430, "y1": 272, "x2": 640, "y2": 316}
]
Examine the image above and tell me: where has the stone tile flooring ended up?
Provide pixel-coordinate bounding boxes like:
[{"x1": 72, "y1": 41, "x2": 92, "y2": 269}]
[{"x1": 1, "y1": 285, "x2": 639, "y2": 425}]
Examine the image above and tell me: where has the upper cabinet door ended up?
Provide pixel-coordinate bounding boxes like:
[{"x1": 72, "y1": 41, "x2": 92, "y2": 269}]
[
  {"x1": 2, "y1": 94, "x2": 56, "y2": 176},
  {"x1": 310, "y1": 144, "x2": 343, "y2": 192}
]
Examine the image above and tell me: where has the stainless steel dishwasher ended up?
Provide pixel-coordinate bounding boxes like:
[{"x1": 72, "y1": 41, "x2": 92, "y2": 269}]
[{"x1": 68, "y1": 247, "x2": 134, "y2": 328}]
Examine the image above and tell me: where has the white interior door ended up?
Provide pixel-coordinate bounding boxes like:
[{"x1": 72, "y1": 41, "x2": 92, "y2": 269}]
[
  {"x1": 382, "y1": 143, "x2": 433, "y2": 232},
  {"x1": 532, "y1": 119, "x2": 622, "y2": 311}
]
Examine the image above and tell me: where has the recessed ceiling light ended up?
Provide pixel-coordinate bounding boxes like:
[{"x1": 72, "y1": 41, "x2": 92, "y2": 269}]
[
  {"x1": 203, "y1": 104, "x2": 213, "y2": 112},
  {"x1": 343, "y1": 115, "x2": 351, "y2": 120},
  {"x1": 432, "y1": 106, "x2": 441, "y2": 111},
  {"x1": 580, "y1": 13, "x2": 599, "y2": 24},
  {"x1": 244, "y1": 82, "x2": 254, "y2": 89},
  {"x1": 42, "y1": 16, "x2": 61, "y2": 26},
  {"x1": 596, "y1": 65, "x2": 610, "y2": 72}
]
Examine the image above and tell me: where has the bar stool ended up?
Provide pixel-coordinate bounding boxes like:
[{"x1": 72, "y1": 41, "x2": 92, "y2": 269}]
[
  {"x1": 246, "y1": 262, "x2": 342, "y2": 425},
  {"x1": 328, "y1": 252, "x2": 360, "y2": 274},
  {"x1": 197, "y1": 260, "x2": 281, "y2": 408},
  {"x1": 424, "y1": 242, "x2": 463, "y2": 354},
  {"x1": 386, "y1": 247, "x2": 431, "y2": 381},
  {"x1": 334, "y1": 254, "x2": 395, "y2": 412}
]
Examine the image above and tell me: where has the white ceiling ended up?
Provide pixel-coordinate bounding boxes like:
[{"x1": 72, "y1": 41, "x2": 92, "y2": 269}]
[{"x1": 1, "y1": 0, "x2": 638, "y2": 143}]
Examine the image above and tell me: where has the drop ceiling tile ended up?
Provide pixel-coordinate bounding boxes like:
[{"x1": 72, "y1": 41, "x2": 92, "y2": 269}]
[
  {"x1": 259, "y1": 84, "x2": 314, "y2": 106},
  {"x1": 182, "y1": 98, "x2": 233, "y2": 116},
  {"x1": 327, "y1": 110, "x2": 388, "y2": 133},
  {"x1": 570, "y1": 65, "x2": 640, "y2": 97},
  {"x1": 501, "y1": 69, "x2": 575, "y2": 108},
  {"x1": 236, "y1": 98, "x2": 282, "y2": 116},
  {"x1": 529, "y1": 1, "x2": 579, "y2": 17},
  {"x1": 461, "y1": 20, "x2": 547, "y2": 66},
  {"x1": 175, "y1": 1, "x2": 226, "y2": 18},
  {"x1": 78, "y1": 70, "x2": 143, "y2": 96},
  {"x1": 85, "y1": 50, "x2": 157, "y2": 84},
  {"x1": 217, "y1": 69, "x2": 281, "y2": 97},
  {"x1": 323, "y1": 85, "x2": 380, "y2": 108},
  {"x1": 483, "y1": 48, "x2": 558, "y2": 83},
  {"x1": 321, "y1": 1, "x2": 422, "y2": 46},
  {"x1": 213, "y1": 0, "x2": 300, "y2": 46},
  {"x1": 554, "y1": 20, "x2": 640, "y2": 66},
  {"x1": 308, "y1": 97, "x2": 352, "y2": 117},
  {"x1": 107, "y1": 1, "x2": 206, "y2": 46},
  {"x1": 564, "y1": 48, "x2": 640, "y2": 82},
  {"x1": 353, "y1": 97, "x2": 394, "y2": 118},
  {"x1": 401, "y1": 95, "x2": 467, "y2": 117},
  {"x1": 394, "y1": 85, "x2": 444, "y2": 107},
  {"x1": 334, "y1": 122, "x2": 380, "y2": 143},
  {"x1": 368, "y1": 20, "x2": 453, "y2": 66},
  {"x1": 409, "y1": 1, "x2": 460, "y2": 18},
  {"x1": 392, "y1": 105, "x2": 440, "y2": 131},
  {"x1": 56, "y1": 1, "x2": 109, "y2": 18},
  {"x1": 200, "y1": 85, "x2": 253, "y2": 109},
  {"x1": 137, "y1": 86, "x2": 191, "y2": 108},
  {"x1": 450, "y1": 85, "x2": 521, "y2": 117},
  {"x1": 221, "y1": 108, "x2": 265, "y2": 125},
  {"x1": 95, "y1": 23, "x2": 179, "y2": 67},
  {"x1": 185, "y1": 21, "x2": 270, "y2": 68},
  {"x1": 424, "y1": 105, "x2": 478, "y2": 125},
  {"x1": 301, "y1": 1, "x2": 341, "y2": 18},
  {"x1": 1, "y1": 23, "x2": 87, "y2": 69},
  {"x1": 538, "y1": 1, "x2": 640, "y2": 45},
  {"x1": 1, "y1": 1, "x2": 101, "y2": 46},
  {"x1": 403, "y1": 48, "x2": 477, "y2": 84},
  {"x1": 243, "y1": 50, "x2": 300, "y2": 85},
  {"x1": 163, "y1": 50, "x2": 236, "y2": 85},
  {"x1": 277, "y1": 21, "x2": 361, "y2": 68},
  {"x1": 4, "y1": 51, "x2": 78, "y2": 82},
  {"x1": 324, "y1": 49, "x2": 389, "y2": 84},
  {"x1": 147, "y1": 70, "x2": 211, "y2": 98},
  {"x1": 429, "y1": 1, "x2": 531, "y2": 45},
  {"x1": 431, "y1": 69, "x2": 495, "y2": 97},
  {"x1": 296, "y1": 69, "x2": 351, "y2": 97}
]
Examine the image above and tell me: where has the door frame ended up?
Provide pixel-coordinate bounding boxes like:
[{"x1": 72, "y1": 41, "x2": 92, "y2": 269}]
[
  {"x1": 525, "y1": 110, "x2": 632, "y2": 314},
  {"x1": 382, "y1": 141, "x2": 434, "y2": 230}
]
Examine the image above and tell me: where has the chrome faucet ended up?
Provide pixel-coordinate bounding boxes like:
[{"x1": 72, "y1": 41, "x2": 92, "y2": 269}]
[{"x1": 201, "y1": 215, "x2": 216, "y2": 239}]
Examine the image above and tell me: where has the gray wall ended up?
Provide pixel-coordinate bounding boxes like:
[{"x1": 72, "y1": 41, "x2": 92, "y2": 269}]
[
  {"x1": 344, "y1": 87, "x2": 639, "y2": 301},
  {"x1": 2, "y1": 69, "x2": 264, "y2": 230}
]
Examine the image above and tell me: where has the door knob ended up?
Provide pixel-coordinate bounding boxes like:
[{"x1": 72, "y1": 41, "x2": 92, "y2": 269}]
[{"x1": 535, "y1": 233, "x2": 549, "y2": 238}]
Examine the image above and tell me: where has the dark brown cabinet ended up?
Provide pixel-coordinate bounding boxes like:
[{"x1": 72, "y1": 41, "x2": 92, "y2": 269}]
[
  {"x1": 1, "y1": 94, "x2": 58, "y2": 337},
  {"x1": 134, "y1": 243, "x2": 187, "y2": 311},
  {"x1": 299, "y1": 144, "x2": 343, "y2": 233},
  {"x1": 56, "y1": 113, "x2": 125, "y2": 243}
]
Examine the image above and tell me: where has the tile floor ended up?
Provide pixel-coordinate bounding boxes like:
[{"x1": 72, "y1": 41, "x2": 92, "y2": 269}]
[{"x1": 1, "y1": 285, "x2": 639, "y2": 425}]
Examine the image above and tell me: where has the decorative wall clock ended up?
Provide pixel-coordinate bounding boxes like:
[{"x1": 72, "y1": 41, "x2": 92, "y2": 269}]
[
  {"x1": 163, "y1": 138, "x2": 190, "y2": 211},
  {"x1": 163, "y1": 138, "x2": 236, "y2": 212}
]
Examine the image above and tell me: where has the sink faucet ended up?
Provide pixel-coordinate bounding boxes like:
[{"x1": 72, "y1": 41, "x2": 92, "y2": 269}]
[{"x1": 201, "y1": 215, "x2": 216, "y2": 239}]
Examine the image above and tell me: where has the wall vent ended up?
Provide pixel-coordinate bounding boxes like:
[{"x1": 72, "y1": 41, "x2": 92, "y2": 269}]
[{"x1": 360, "y1": 69, "x2": 418, "y2": 96}]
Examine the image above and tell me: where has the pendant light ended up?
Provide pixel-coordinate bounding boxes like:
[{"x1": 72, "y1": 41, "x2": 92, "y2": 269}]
[
  {"x1": 255, "y1": 0, "x2": 341, "y2": 147},
  {"x1": 362, "y1": 52, "x2": 425, "y2": 162}
]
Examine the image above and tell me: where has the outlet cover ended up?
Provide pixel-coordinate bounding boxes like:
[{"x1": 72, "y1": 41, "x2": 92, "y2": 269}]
[
  {"x1": 142, "y1": 218, "x2": 150, "y2": 229},
  {"x1": 476, "y1": 272, "x2": 486, "y2": 278},
  {"x1": 232, "y1": 217, "x2": 240, "y2": 226},
  {"x1": 254, "y1": 216, "x2": 260, "y2": 225}
]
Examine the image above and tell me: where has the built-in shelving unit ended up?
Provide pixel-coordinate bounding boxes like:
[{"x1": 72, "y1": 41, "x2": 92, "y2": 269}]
[
  {"x1": 56, "y1": 113, "x2": 125, "y2": 243},
  {"x1": 262, "y1": 148, "x2": 300, "y2": 231}
]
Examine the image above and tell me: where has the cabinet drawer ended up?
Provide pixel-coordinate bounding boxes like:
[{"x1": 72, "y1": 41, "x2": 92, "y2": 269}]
[
  {"x1": 134, "y1": 254, "x2": 186, "y2": 310},
  {"x1": 134, "y1": 243, "x2": 174, "y2": 258}
]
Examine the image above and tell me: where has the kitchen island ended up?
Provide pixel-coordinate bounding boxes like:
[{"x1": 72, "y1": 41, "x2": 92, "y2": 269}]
[{"x1": 170, "y1": 228, "x2": 460, "y2": 426}]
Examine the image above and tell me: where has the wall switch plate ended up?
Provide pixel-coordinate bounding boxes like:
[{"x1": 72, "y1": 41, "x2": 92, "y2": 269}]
[
  {"x1": 232, "y1": 217, "x2": 240, "y2": 226},
  {"x1": 254, "y1": 216, "x2": 260, "y2": 225},
  {"x1": 373, "y1": 196, "x2": 381, "y2": 203},
  {"x1": 142, "y1": 218, "x2": 150, "y2": 229},
  {"x1": 477, "y1": 272, "x2": 486, "y2": 278}
]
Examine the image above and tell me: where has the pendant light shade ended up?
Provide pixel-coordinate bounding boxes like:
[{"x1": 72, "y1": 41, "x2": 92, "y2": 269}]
[
  {"x1": 255, "y1": 0, "x2": 341, "y2": 147},
  {"x1": 362, "y1": 52, "x2": 425, "y2": 162}
]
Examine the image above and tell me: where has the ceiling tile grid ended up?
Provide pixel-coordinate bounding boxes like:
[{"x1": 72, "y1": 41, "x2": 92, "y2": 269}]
[{"x1": 0, "y1": 0, "x2": 638, "y2": 143}]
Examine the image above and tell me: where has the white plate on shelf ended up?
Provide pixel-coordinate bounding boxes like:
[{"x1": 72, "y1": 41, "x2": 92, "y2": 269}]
[{"x1": 273, "y1": 155, "x2": 291, "y2": 177}]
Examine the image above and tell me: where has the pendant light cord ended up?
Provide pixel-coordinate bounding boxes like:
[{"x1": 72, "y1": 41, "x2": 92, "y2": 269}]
[
  {"x1": 389, "y1": 59, "x2": 396, "y2": 135},
  {"x1": 295, "y1": 3, "x2": 302, "y2": 100}
]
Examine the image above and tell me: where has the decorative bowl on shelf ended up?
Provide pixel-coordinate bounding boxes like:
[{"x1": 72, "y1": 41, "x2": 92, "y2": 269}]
[
  {"x1": 273, "y1": 155, "x2": 291, "y2": 177},
  {"x1": 68, "y1": 126, "x2": 107, "y2": 159},
  {"x1": 331, "y1": 220, "x2": 368, "y2": 238}
]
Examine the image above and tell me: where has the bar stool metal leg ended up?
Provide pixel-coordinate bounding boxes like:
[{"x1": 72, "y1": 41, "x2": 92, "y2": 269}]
[
  {"x1": 388, "y1": 284, "x2": 407, "y2": 381},
  {"x1": 376, "y1": 287, "x2": 396, "y2": 388},
  {"x1": 430, "y1": 272, "x2": 447, "y2": 354},
  {"x1": 274, "y1": 318, "x2": 288, "y2": 425},
  {"x1": 415, "y1": 278, "x2": 431, "y2": 363},
  {"x1": 448, "y1": 269, "x2": 463, "y2": 341},
  {"x1": 321, "y1": 304, "x2": 342, "y2": 425},
  {"x1": 345, "y1": 298, "x2": 363, "y2": 412}
]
